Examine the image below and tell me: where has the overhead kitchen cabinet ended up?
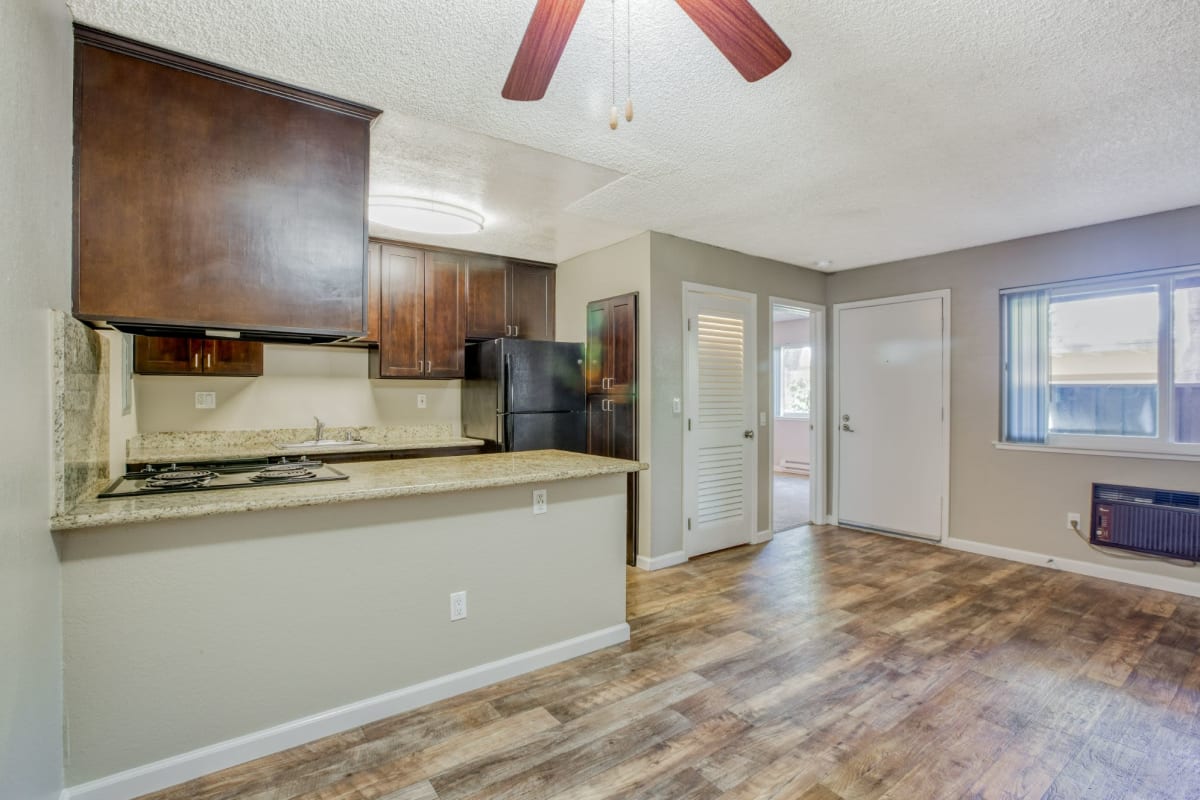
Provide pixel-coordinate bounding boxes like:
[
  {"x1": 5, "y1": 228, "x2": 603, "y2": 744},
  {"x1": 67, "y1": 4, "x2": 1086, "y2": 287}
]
[
  {"x1": 370, "y1": 245, "x2": 466, "y2": 378},
  {"x1": 134, "y1": 336, "x2": 264, "y2": 377},
  {"x1": 465, "y1": 256, "x2": 556, "y2": 341},
  {"x1": 72, "y1": 26, "x2": 381, "y2": 342}
]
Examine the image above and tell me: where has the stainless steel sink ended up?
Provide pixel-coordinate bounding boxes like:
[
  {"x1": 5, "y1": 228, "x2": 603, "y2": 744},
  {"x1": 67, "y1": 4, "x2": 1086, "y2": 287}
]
[{"x1": 276, "y1": 439, "x2": 377, "y2": 449}]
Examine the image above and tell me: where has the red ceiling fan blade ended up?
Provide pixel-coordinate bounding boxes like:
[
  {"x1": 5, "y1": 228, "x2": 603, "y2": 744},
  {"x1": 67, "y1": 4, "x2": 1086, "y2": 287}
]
[
  {"x1": 502, "y1": 0, "x2": 587, "y2": 101},
  {"x1": 674, "y1": 0, "x2": 791, "y2": 82}
]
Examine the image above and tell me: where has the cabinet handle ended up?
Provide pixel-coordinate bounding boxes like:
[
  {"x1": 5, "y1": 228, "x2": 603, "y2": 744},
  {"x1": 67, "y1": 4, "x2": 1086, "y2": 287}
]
[
  {"x1": 193, "y1": 353, "x2": 200, "y2": 369},
  {"x1": 506, "y1": 324, "x2": 512, "y2": 336},
  {"x1": 418, "y1": 361, "x2": 424, "y2": 375},
  {"x1": 427, "y1": 360, "x2": 432, "y2": 374},
  {"x1": 205, "y1": 353, "x2": 212, "y2": 369},
  {"x1": 514, "y1": 325, "x2": 519, "y2": 337}
]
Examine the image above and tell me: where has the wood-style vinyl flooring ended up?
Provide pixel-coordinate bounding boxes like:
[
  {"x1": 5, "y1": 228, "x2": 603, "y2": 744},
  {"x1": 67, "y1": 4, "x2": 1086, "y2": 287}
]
[{"x1": 141, "y1": 526, "x2": 1200, "y2": 800}]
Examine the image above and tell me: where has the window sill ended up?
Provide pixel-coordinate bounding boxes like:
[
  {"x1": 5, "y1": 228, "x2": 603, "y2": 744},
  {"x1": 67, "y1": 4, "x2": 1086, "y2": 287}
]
[
  {"x1": 992, "y1": 441, "x2": 1200, "y2": 463},
  {"x1": 776, "y1": 415, "x2": 810, "y2": 422}
]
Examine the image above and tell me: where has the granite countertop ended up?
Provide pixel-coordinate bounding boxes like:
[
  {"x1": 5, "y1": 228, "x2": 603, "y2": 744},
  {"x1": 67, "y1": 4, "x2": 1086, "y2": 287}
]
[
  {"x1": 126, "y1": 424, "x2": 485, "y2": 464},
  {"x1": 52, "y1": 450, "x2": 647, "y2": 531}
]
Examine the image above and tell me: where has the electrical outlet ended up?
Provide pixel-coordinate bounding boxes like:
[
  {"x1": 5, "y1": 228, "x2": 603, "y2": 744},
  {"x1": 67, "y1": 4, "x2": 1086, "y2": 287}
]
[
  {"x1": 533, "y1": 488, "x2": 548, "y2": 515},
  {"x1": 450, "y1": 590, "x2": 467, "y2": 621},
  {"x1": 1067, "y1": 512, "x2": 1081, "y2": 530},
  {"x1": 194, "y1": 391, "x2": 216, "y2": 410},
  {"x1": 417, "y1": 393, "x2": 427, "y2": 409}
]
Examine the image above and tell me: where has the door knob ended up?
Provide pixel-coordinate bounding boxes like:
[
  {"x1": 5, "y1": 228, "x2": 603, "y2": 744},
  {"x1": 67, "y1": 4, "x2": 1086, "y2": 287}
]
[{"x1": 743, "y1": 430, "x2": 755, "y2": 439}]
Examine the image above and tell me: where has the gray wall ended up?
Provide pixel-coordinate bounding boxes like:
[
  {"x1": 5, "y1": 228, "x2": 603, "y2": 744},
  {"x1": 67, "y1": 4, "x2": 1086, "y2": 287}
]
[
  {"x1": 827, "y1": 204, "x2": 1200, "y2": 587},
  {"x1": 649, "y1": 233, "x2": 827, "y2": 557},
  {"x1": 61, "y1": 476, "x2": 627, "y2": 783},
  {"x1": 556, "y1": 233, "x2": 654, "y2": 553},
  {"x1": 0, "y1": 1, "x2": 72, "y2": 798}
]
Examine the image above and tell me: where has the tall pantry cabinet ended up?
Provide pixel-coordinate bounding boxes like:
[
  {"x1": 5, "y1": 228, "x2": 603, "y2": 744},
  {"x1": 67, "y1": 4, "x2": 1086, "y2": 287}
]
[{"x1": 585, "y1": 292, "x2": 639, "y2": 565}]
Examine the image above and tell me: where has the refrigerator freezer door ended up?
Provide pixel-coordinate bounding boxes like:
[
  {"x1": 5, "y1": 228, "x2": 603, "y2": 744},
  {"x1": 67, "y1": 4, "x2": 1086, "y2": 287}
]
[
  {"x1": 503, "y1": 340, "x2": 585, "y2": 414},
  {"x1": 505, "y1": 411, "x2": 587, "y2": 453}
]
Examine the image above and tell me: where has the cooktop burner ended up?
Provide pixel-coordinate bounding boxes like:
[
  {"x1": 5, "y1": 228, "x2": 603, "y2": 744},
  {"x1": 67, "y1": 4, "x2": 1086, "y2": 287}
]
[{"x1": 98, "y1": 458, "x2": 348, "y2": 499}]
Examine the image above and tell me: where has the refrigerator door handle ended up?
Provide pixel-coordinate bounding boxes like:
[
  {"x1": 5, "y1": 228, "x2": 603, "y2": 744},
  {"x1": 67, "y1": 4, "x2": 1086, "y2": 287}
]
[{"x1": 504, "y1": 354, "x2": 514, "y2": 417}]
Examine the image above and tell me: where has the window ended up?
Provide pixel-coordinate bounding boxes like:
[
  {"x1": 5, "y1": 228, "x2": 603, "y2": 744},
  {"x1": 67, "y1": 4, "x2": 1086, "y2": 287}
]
[
  {"x1": 1002, "y1": 266, "x2": 1200, "y2": 454},
  {"x1": 776, "y1": 345, "x2": 811, "y2": 417}
]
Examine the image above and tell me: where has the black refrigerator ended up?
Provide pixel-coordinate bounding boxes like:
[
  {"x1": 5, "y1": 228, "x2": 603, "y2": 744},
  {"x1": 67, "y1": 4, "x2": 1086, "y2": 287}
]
[{"x1": 462, "y1": 339, "x2": 587, "y2": 452}]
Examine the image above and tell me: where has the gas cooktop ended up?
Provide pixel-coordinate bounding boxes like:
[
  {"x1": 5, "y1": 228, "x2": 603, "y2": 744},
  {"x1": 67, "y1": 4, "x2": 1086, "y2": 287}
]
[{"x1": 98, "y1": 458, "x2": 348, "y2": 499}]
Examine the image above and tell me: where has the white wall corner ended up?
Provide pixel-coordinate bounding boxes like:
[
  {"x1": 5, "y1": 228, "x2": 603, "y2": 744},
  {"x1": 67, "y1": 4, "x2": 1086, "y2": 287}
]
[
  {"x1": 943, "y1": 537, "x2": 1200, "y2": 599},
  {"x1": 61, "y1": 624, "x2": 630, "y2": 800},
  {"x1": 635, "y1": 550, "x2": 688, "y2": 571}
]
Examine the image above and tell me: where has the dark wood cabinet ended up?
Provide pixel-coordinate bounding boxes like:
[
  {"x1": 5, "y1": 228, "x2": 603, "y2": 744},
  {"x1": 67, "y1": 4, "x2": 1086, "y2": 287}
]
[
  {"x1": 465, "y1": 257, "x2": 555, "y2": 341},
  {"x1": 72, "y1": 26, "x2": 380, "y2": 340},
  {"x1": 584, "y1": 291, "x2": 639, "y2": 565},
  {"x1": 372, "y1": 245, "x2": 465, "y2": 379},
  {"x1": 586, "y1": 293, "x2": 638, "y2": 394},
  {"x1": 134, "y1": 337, "x2": 263, "y2": 376}
]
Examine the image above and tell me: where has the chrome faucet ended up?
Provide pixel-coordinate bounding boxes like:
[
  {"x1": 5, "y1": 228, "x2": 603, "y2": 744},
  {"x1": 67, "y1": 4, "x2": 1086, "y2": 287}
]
[{"x1": 313, "y1": 416, "x2": 325, "y2": 442}]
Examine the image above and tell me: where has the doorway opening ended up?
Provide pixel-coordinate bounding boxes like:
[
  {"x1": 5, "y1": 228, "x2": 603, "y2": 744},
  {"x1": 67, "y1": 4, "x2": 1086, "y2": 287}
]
[{"x1": 770, "y1": 299, "x2": 824, "y2": 534}]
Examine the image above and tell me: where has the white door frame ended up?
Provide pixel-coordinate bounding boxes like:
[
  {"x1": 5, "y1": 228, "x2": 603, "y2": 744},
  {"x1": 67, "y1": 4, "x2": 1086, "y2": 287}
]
[
  {"x1": 830, "y1": 289, "x2": 951, "y2": 541},
  {"x1": 681, "y1": 281, "x2": 758, "y2": 555},
  {"x1": 767, "y1": 297, "x2": 826, "y2": 538}
]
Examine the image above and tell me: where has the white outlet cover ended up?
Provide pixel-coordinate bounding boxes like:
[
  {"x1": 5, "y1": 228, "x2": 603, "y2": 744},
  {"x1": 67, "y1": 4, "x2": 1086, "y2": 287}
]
[
  {"x1": 417, "y1": 393, "x2": 427, "y2": 408},
  {"x1": 672, "y1": 397, "x2": 682, "y2": 414},
  {"x1": 450, "y1": 590, "x2": 467, "y2": 621},
  {"x1": 533, "y1": 488, "x2": 548, "y2": 515},
  {"x1": 759, "y1": 411, "x2": 767, "y2": 426},
  {"x1": 194, "y1": 391, "x2": 216, "y2": 409}
]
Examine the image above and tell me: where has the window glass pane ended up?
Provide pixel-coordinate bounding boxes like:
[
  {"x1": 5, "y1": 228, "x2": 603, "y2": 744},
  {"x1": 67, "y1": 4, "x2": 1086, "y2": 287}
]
[
  {"x1": 1048, "y1": 287, "x2": 1158, "y2": 437},
  {"x1": 1174, "y1": 277, "x2": 1200, "y2": 443},
  {"x1": 779, "y1": 346, "x2": 811, "y2": 416}
]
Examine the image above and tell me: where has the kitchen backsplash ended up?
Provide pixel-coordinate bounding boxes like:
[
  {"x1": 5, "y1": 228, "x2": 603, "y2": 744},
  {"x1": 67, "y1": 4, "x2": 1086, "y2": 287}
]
[
  {"x1": 132, "y1": 344, "x2": 462, "y2": 434},
  {"x1": 52, "y1": 311, "x2": 109, "y2": 511}
]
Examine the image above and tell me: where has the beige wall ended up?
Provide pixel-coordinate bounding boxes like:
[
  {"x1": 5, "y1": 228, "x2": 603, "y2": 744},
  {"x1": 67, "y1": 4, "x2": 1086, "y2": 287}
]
[
  {"x1": 0, "y1": 1, "x2": 72, "y2": 798},
  {"x1": 61, "y1": 475, "x2": 627, "y2": 783},
  {"x1": 556, "y1": 233, "x2": 654, "y2": 553},
  {"x1": 649, "y1": 233, "x2": 826, "y2": 557},
  {"x1": 827, "y1": 204, "x2": 1200, "y2": 588},
  {"x1": 134, "y1": 344, "x2": 462, "y2": 434}
]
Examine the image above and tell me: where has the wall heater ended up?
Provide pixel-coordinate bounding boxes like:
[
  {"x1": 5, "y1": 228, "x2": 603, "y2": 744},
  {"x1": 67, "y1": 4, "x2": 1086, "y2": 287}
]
[{"x1": 1091, "y1": 483, "x2": 1200, "y2": 561}]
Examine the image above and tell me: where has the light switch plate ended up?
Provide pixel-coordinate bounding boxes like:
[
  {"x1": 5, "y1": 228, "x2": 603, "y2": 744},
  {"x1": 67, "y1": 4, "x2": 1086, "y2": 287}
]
[
  {"x1": 194, "y1": 392, "x2": 216, "y2": 410},
  {"x1": 759, "y1": 411, "x2": 767, "y2": 426},
  {"x1": 672, "y1": 397, "x2": 682, "y2": 414}
]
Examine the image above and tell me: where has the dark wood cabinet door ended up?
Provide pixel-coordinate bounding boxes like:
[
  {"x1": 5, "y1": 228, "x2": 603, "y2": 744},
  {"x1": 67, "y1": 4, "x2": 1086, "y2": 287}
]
[
  {"x1": 134, "y1": 336, "x2": 202, "y2": 375},
  {"x1": 585, "y1": 299, "x2": 610, "y2": 394},
  {"x1": 608, "y1": 395, "x2": 637, "y2": 461},
  {"x1": 586, "y1": 394, "x2": 613, "y2": 457},
  {"x1": 361, "y1": 242, "x2": 382, "y2": 345},
  {"x1": 423, "y1": 251, "x2": 466, "y2": 378},
  {"x1": 509, "y1": 263, "x2": 555, "y2": 341},
  {"x1": 376, "y1": 246, "x2": 426, "y2": 377},
  {"x1": 73, "y1": 29, "x2": 378, "y2": 337},
  {"x1": 204, "y1": 340, "x2": 264, "y2": 376},
  {"x1": 465, "y1": 256, "x2": 509, "y2": 339},
  {"x1": 609, "y1": 293, "x2": 638, "y2": 394}
]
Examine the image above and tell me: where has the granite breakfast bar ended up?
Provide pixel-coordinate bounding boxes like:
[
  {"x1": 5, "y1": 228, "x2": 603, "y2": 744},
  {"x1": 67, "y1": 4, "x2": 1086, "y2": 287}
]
[{"x1": 56, "y1": 450, "x2": 646, "y2": 791}]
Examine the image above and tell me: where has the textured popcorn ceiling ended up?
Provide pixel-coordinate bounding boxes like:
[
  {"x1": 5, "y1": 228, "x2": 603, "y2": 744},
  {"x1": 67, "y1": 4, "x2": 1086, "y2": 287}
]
[{"x1": 68, "y1": 0, "x2": 1200, "y2": 270}]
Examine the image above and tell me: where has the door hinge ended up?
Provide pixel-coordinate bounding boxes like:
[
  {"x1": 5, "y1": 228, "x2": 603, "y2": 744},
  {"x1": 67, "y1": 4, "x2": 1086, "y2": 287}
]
[
  {"x1": 687, "y1": 517, "x2": 692, "y2": 530},
  {"x1": 687, "y1": 418, "x2": 692, "y2": 431},
  {"x1": 687, "y1": 318, "x2": 691, "y2": 331}
]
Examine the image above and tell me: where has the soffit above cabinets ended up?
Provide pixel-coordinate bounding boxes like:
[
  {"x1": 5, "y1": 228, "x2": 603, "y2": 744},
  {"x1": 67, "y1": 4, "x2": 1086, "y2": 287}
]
[{"x1": 69, "y1": 0, "x2": 1200, "y2": 270}]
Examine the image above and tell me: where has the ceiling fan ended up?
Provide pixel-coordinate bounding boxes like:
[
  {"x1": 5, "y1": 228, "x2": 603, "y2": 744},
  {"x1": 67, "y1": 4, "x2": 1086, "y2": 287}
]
[{"x1": 501, "y1": 0, "x2": 792, "y2": 102}]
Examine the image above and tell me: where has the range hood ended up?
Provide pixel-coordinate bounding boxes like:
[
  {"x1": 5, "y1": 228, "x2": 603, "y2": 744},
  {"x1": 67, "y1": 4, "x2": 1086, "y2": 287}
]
[{"x1": 103, "y1": 321, "x2": 363, "y2": 346}]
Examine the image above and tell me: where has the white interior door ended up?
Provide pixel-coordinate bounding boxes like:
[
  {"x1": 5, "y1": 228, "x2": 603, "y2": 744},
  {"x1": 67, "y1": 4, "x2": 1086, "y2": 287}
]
[
  {"x1": 684, "y1": 286, "x2": 757, "y2": 557},
  {"x1": 837, "y1": 293, "x2": 947, "y2": 541}
]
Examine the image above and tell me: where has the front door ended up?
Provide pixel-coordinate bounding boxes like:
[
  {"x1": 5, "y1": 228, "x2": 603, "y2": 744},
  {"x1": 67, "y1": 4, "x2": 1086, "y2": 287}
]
[
  {"x1": 836, "y1": 293, "x2": 947, "y2": 541},
  {"x1": 684, "y1": 285, "x2": 757, "y2": 557}
]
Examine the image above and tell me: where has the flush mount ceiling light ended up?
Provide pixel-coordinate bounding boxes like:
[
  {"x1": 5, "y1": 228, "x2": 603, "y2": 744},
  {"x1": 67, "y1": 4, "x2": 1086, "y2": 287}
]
[{"x1": 368, "y1": 197, "x2": 484, "y2": 235}]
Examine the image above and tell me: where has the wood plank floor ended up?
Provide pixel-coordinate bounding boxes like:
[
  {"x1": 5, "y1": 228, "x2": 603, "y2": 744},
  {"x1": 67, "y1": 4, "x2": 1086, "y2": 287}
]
[{"x1": 139, "y1": 526, "x2": 1200, "y2": 800}]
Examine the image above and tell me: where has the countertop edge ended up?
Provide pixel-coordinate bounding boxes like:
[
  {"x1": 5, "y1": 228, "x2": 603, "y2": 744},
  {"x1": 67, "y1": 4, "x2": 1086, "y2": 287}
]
[
  {"x1": 52, "y1": 457, "x2": 647, "y2": 532},
  {"x1": 127, "y1": 437, "x2": 488, "y2": 464}
]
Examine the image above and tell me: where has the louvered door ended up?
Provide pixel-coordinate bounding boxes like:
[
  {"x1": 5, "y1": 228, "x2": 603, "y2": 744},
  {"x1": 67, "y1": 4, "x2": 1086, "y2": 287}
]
[{"x1": 683, "y1": 286, "x2": 757, "y2": 557}]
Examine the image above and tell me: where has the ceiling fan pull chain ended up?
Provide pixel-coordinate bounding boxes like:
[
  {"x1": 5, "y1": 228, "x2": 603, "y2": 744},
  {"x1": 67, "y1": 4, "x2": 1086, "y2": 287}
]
[
  {"x1": 609, "y1": 0, "x2": 619, "y2": 129},
  {"x1": 624, "y1": 0, "x2": 633, "y2": 122}
]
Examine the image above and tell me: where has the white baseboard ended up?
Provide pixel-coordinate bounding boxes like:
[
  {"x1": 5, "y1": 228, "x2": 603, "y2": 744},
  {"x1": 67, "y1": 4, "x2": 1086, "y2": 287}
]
[
  {"x1": 944, "y1": 537, "x2": 1200, "y2": 599},
  {"x1": 635, "y1": 550, "x2": 688, "y2": 571},
  {"x1": 62, "y1": 623, "x2": 631, "y2": 800},
  {"x1": 751, "y1": 529, "x2": 774, "y2": 544}
]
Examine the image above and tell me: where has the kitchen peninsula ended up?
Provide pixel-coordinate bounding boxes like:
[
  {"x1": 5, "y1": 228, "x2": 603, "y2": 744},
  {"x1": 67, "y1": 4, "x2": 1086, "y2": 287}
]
[{"x1": 55, "y1": 441, "x2": 644, "y2": 788}]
